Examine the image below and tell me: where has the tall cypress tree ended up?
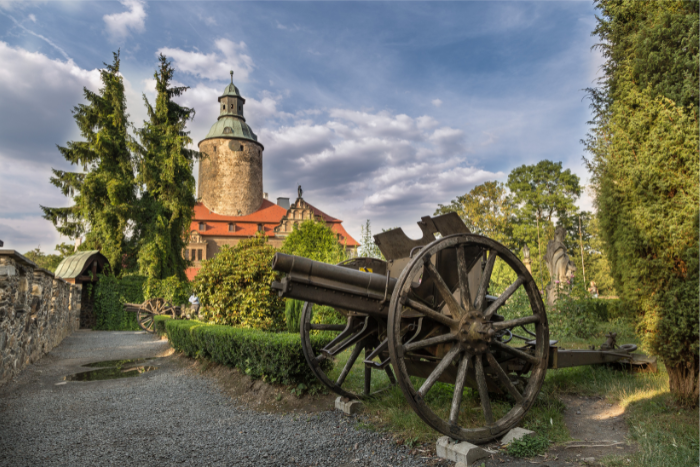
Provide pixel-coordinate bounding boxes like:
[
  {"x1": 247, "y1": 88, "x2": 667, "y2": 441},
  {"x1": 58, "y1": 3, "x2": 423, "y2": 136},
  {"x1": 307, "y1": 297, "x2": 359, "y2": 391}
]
[
  {"x1": 131, "y1": 54, "x2": 197, "y2": 280},
  {"x1": 42, "y1": 52, "x2": 136, "y2": 275}
]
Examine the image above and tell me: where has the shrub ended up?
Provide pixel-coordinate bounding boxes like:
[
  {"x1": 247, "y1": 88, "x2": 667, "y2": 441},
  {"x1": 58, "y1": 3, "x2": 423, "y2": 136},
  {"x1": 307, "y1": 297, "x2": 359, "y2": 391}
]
[
  {"x1": 193, "y1": 234, "x2": 285, "y2": 331},
  {"x1": 143, "y1": 275, "x2": 191, "y2": 305},
  {"x1": 285, "y1": 299, "x2": 304, "y2": 333},
  {"x1": 92, "y1": 274, "x2": 147, "y2": 330},
  {"x1": 281, "y1": 219, "x2": 347, "y2": 264},
  {"x1": 154, "y1": 316, "x2": 334, "y2": 385}
]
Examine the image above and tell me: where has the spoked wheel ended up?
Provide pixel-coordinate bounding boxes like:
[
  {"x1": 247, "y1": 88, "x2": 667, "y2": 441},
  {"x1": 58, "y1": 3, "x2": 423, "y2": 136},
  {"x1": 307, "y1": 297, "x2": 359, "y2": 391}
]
[
  {"x1": 387, "y1": 234, "x2": 549, "y2": 443},
  {"x1": 299, "y1": 257, "x2": 397, "y2": 400},
  {"x1": 138, "y1": 298, "x2": 165, "y2": 333}
]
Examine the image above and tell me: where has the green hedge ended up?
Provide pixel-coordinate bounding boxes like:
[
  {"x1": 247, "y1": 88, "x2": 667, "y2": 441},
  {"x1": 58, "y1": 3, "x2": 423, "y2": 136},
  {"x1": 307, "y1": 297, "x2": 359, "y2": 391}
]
[
  {"x1": 93, "y1": 274, "x2": 147, "y2": 330},
  {"x1": 155, "y1": 317, "x2": 335, "y2": 386}
]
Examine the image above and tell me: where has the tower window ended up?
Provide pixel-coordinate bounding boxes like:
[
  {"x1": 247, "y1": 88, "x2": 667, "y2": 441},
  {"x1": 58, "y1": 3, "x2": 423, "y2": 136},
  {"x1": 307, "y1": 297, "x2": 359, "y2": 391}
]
[
  {"x1": 240, "y1": 145, "x2": 244, "y2": 151},
  {"x1": 223, "y1": 126, "x2": 233, "y2": 134},
  {"x1": 222, "y1": 105, "x2": 225, "y2": 110},
  {"x1": 230, "y1": 103, "x2": 234, "y2": 109}
]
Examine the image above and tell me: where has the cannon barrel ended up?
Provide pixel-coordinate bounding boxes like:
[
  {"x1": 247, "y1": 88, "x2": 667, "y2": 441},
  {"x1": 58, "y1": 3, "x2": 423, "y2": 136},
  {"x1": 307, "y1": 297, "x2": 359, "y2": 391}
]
[{"x1": 271, "y1": 253, "x2": 397, "y2": 315}]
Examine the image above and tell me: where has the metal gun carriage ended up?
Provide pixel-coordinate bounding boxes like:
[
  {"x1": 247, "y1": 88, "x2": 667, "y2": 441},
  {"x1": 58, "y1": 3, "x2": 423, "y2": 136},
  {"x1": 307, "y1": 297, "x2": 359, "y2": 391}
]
[{"x1": 271, "y1": 212, "x2": 654, "y2": 444}]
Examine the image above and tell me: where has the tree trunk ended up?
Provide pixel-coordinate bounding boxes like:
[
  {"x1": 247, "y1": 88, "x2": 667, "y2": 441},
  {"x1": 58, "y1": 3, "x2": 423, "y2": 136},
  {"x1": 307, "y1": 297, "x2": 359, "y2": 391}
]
[{"x1": 666, "y1": 356, "x2": 699, "y2": 407}]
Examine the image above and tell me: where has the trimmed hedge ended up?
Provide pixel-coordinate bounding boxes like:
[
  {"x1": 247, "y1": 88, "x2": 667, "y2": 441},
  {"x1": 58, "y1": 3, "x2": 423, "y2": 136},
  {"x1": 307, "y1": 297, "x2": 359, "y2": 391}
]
[{"x1": 155, "y1": 317, "x2": 335, "y2": 386}]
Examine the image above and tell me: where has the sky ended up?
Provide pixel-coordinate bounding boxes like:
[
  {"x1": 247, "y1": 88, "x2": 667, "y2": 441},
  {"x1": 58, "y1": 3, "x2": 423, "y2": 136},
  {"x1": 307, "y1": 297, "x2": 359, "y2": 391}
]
[{"x1": 0, "y1": 0, "x2": 604, "y2": 254}]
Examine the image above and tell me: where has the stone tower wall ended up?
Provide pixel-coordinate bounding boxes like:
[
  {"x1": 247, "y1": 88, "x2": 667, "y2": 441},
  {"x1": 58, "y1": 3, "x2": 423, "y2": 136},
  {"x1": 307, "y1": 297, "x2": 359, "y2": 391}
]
[{"x1": 198, "y1": 138, "x2": 263, "y2": 217}]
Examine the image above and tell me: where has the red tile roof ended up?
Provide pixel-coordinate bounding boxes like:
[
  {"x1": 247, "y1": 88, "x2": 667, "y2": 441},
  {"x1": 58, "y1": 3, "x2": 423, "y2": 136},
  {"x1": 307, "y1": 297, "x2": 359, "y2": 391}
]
[
  {"x1": 190, "y1": 200, "x2": 359, "y2": 246},
  {"x1": 185, "y1": 267, "x2": 200, "y2": 281}
]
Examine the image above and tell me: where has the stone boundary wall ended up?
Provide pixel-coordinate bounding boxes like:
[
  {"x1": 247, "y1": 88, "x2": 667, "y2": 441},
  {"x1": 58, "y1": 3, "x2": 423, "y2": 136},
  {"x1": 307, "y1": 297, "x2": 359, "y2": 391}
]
[{"x1": 0, "y1": 250, "x2": 80, "y2": 385}]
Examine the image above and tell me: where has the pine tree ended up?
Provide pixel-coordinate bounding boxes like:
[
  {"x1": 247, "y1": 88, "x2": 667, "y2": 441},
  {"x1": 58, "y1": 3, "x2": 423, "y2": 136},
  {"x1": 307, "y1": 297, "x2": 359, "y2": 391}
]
[
  {"x1": 41, "y1": 52, "x2": 136, "y2": 275},
  {"x1": 131, "y1": 54, "x2": 198, "y2": 280}
]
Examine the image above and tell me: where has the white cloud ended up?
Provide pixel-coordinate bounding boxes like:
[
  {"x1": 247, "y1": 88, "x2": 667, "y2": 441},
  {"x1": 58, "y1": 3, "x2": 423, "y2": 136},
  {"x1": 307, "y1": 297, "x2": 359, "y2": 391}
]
[
  {"x1": 103, "y1": 0, "x2": 146, "y2": 42},
  {"x1": 28, "y1": 13, "x2": 35, "y2": 22},
  {"x1": 432, "y1": 98, "x2": 442, "y2": 107},
  {"x1": 159, "y1": 39, "x2": 254, "y2": 82}
]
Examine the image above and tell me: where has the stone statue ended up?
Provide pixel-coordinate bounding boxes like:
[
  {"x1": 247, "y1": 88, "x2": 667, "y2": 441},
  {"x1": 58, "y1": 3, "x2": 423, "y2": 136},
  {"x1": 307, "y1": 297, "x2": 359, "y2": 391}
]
[
  {"x1": 298, "y1": 185, "x2": 303, "y2": 199},
  {"x1": 522, "y1": 244, "x2": 532, "y2": 274},
  {"x1": 544, "y1": 226, "x2": 576, "y2": 306}
]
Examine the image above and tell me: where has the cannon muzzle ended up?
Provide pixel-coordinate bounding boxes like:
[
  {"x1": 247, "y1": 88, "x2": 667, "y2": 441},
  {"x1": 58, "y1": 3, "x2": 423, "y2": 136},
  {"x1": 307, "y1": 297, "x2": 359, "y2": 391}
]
[{"x1": 271, "y1": 253, "x2": 397, "y2": 316}]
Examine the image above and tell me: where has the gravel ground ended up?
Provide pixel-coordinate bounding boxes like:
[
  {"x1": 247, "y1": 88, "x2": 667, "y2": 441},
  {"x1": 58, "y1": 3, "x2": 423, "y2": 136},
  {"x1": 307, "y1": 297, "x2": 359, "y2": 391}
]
[{"x1": 0, "y1": 331, "x2": 433, "y2": 467}]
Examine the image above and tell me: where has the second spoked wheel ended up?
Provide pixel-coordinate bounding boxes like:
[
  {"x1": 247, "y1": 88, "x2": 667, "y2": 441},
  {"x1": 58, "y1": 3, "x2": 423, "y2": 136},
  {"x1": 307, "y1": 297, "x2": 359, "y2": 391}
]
[
  {"x1": 137, "y1": 298, "x2": 166, "y2": 333},
  {"x1": 299, "y1": 257, "x2": 397, "y2": 400},
  {"x1": 387, "y1": 233, "x2": 549, "y2": 443}
]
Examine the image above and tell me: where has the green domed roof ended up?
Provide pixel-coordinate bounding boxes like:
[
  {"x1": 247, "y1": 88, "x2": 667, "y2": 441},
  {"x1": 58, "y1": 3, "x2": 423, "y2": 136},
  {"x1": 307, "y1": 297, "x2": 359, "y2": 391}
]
[
  {"x1": 200, "y1": 116, "x2": 262, "y2": 146},
  {"x1": 221, "y1": 82, "x2": 240, "y2": 98}
]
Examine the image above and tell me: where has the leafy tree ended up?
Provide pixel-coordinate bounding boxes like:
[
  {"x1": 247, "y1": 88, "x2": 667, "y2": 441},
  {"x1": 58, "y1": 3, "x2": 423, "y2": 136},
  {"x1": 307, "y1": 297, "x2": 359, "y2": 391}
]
[
  {"x1": 358, "y1": 219, "x2": 383, "y2": 259},
  {"x1": 585, "y1": 0, "x2": 699, "y2": 404},
  {"x1": 193, "y1": 234, "x2": 284, "y2": 331},
  {"x1": 131, "y1": 54, "x2": 197, "y2": 280},
  {"x1": 281, "y1": 220, "x2": 347, "y2": 264},
  {"x1": 41, "y1": 52, "x2": 137, "y2": 275},
  {"x1": 23, "y1": 247, "x2": 65, "y2": 273},
  {"x1": 435, "y1": 181, "x2": 517, "y2": 249}
]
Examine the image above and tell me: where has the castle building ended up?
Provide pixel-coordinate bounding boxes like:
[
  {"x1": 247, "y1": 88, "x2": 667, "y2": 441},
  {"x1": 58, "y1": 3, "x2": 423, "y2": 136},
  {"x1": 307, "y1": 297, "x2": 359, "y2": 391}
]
[{"x1": 184, "y1": 72, "x2": 358, "y2": 280}]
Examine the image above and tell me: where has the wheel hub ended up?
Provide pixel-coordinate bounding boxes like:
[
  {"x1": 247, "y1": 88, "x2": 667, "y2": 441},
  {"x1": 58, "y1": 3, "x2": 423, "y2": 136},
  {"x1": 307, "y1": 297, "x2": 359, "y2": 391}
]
[{"x1": 457, "y1": 313, "x2": 492, "y2": 353}]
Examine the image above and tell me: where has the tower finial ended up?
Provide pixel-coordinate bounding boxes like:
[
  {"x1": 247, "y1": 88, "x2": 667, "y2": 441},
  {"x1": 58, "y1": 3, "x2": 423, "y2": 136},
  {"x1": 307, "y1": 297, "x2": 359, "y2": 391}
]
[{"x1": 230, "y1": 70, "x2": 234, "y2": 84}]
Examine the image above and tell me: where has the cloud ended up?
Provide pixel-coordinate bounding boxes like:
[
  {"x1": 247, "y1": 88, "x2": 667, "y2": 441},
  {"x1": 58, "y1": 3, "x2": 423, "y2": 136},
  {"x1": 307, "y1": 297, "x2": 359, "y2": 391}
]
[
  {"x1": 103, "y1": 0, "x2": 146, "y2": 42},
  {"x1": 432, "y1": 98, "x2": 442, "y2": 107},
  {"x1": 0, "y1": 41, "x2": 101, "y2": 164},
  {"x1": 28, "y1": 13, "x2": 35, "y2": 22},
  {"x1": 159, "y1": 39, "x2": 254, "y2": 82}
]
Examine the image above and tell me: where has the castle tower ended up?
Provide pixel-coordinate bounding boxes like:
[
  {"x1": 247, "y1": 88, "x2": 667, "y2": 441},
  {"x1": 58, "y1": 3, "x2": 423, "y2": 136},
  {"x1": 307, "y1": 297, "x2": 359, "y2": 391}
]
[{"x1": 197, "y1": 71, "x2": 264, "y2": 217}]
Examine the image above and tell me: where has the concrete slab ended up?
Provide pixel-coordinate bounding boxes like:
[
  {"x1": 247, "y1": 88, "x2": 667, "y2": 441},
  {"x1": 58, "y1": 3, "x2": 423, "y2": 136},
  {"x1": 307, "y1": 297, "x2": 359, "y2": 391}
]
[
  {"x1": 334, "y1": 396, "x2": 363, "y2": 415},
  {"x1": 436, "y1": 436, "x2": 489, "y2": 465},
  {"x1": 500, "y1": 427, "x2": 535, "y2": 445}
]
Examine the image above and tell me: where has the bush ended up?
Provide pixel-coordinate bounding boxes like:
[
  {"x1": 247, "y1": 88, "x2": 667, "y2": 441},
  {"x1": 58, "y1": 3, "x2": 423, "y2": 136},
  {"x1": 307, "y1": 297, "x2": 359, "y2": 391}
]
[
  {"x1": 92, "y1": 274, "x2": 147, "y2": 330},
  {"x1": 143, "y1": 275, "x2": 191, "y2": 305},
  {"x1": 193, "y1": 234, "x2": 285, "y2": 331},
  {"x1": 281, "y1": 219, "x2": 347, "y2": 264},
  {"x1": 154, "y1": 316, "x2": 334, "y2": 385},
  {"x1": 285, "y1": 299, "x2": 304, "y2": 333}
]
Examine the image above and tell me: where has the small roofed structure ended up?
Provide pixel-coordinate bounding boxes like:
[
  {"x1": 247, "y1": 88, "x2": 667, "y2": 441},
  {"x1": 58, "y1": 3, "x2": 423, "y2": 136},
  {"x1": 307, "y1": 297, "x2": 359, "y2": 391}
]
[{"x1": 54, "y1": 250, "x2": 109, "y2": 285}]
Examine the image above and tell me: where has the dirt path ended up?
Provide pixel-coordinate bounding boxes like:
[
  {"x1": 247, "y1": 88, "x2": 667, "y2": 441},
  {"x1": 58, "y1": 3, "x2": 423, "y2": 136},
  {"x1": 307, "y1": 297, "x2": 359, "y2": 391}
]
[{"x1": 480, "y1": 394, "x2": 635, "y2": 467}]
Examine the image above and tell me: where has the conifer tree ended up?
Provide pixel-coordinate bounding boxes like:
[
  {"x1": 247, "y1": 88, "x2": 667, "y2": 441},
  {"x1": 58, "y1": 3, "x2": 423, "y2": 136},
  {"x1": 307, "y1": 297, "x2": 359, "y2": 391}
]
[
  {"x1": 42, "y1": 52, "x2": 136, "y2": 275},
  {"x1": 131, "y1": 54, "x2": 197, "y2": 280}
]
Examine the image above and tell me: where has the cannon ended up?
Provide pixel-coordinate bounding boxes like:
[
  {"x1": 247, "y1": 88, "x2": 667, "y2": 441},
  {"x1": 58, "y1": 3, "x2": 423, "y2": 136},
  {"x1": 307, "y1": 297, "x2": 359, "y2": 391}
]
[
  {"x1": 271, "y1": 212, "x2": 654, "y2": 444},
  {"x1": 124, "y1": 298, "x2": 184, "y2": 333}
]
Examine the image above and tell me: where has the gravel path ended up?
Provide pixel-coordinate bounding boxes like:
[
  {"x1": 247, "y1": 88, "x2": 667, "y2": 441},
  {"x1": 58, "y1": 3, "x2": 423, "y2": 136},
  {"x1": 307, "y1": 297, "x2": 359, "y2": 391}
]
[{"x1": 0, "y1": 330, "x2": 431, "y2": 467}]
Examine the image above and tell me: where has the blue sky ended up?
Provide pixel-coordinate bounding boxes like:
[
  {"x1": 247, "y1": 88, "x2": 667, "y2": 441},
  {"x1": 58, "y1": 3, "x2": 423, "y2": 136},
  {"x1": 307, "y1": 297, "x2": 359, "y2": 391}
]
[{"x1": 0, "y1": 1, "x2": 603, "y2": 253}]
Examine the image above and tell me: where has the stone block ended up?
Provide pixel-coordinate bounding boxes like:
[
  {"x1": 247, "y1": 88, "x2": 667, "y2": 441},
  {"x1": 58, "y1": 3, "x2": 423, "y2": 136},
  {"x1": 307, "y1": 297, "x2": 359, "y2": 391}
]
[
  {"x1": 334, "y1": 396, "x2": 363, "y2": 415},
  {"x1": 436, "y1": 436, "x2": 489, "y2": 465},
  {"x1": 0, "y1": 265, "x2": 16, "y2": 277},
  {"x1": 500, "y1": 427, "x2": 535, "y2": 445}
]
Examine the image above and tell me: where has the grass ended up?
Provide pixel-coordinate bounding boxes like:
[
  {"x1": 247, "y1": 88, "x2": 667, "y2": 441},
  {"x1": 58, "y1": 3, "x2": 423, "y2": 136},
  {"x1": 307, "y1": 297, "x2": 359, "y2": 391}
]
[{"x1": 316, "y1": 318, "x2": 698, "y2": 467}]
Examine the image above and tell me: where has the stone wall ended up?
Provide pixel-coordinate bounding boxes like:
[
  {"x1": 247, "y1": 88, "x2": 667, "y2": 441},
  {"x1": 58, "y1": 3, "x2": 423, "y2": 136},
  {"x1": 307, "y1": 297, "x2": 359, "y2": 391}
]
[
  {"x1": 197, "y1": 138, "x2": 263, "y2": 217},
  {"x1": 0, "y1": 250, "x2": 80, "y2": 386}
]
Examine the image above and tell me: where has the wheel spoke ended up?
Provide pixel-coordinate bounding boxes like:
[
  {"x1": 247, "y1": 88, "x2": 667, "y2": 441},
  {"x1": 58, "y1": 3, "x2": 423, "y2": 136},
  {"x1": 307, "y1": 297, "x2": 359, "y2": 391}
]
[
  {"x1": 417, "y1": 345, "x2": 461, "y2": 398},
  {"x1": 404, "y1": 333, "x2": 457, "y2": 352},
  {"x1": 474, "y1": 250, "x2": 497, "y2": 312},
  {"x1": 491, "y1": 315, "x2": 540, "y2": 332},
  {"x1": 449, "y1": 354, "x2": 470, "y2": 425},
  {"x1": 490, "y1": 339, "x2": 539, "y2": 365},
  {"x1": 364, "y1": 346, "x2": 373, "y2": 396},
  {"x1": 485, "y1": 351, "x2": 523, "y2": 402},
  {"x1": 404, "y1": 297, "x2": 458, "y2": 327},
  {"x1": 474, "y1": 354, "x2": 494, "y2": 425},
  {"x1": 423, "y1": 260, "x2": 465, "y2": 320},
  {"x1": 384, "y1": 366, "x2": 397, "y2": 385},
  {"x1": 456, "y1": 246, "x2": 473, "y2": 313},
  {"x1": 483, "y1": 276, "x2": 525, "y2": 320},
  {"x1": 336, "y1": 342, "x2": 363, "y2": 386}
]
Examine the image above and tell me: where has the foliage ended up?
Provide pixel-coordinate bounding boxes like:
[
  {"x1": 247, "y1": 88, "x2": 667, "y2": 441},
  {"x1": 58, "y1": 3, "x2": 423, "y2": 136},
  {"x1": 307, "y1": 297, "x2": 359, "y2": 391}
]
[
  {"x1": 435, "y1": 181, "x2": 517, "y2": 249},
  {"x1": 143, "y1": 275, "x2": 191, "y2": 305},
  {"x1": 92, "y1": 274, "x2": 147, "y2": 330},
  {"x1": 23, "y1": 245, "x2": 70, "y2": 273},
  {"x1": 585, "y1": 0, "x2": 699, "y2": 403},
  {"x1": 281, "y1": 219, "x2": 347, "y2": 264},
  {"x1": 154, "y1": 316, "x2": 334, "y2": 386},
  {"x1": 41, "y1": 51, "x2": 137, "y2": 275},
  {"x1": 358, "y1": 219, "x2": 384, "y2": 259},
  {"x1": 506, "y1": 434, "x2": 550, "y2": 458},
  {"x1": 131, "y1": 54, "x2": 197, "y2": 280},
  {"x1": 193, "y1": 234, "x2": 285, "y2": 331},
  {"x1": 285, "y1": 299, "x2": 304, "y2": 333}
]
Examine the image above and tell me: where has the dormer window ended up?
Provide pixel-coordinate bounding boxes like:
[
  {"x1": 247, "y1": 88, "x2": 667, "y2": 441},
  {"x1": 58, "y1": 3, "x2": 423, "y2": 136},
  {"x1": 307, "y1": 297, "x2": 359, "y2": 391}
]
[
  {"x1": 257, "y1": 224, "x2": 263, "y2": 232},
  {"x1": 199, "y1": 222, "x2": 206, "y2": 231},
  {"x1": 228, "y1": 223, "x2": 235, "y2": 232}
]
